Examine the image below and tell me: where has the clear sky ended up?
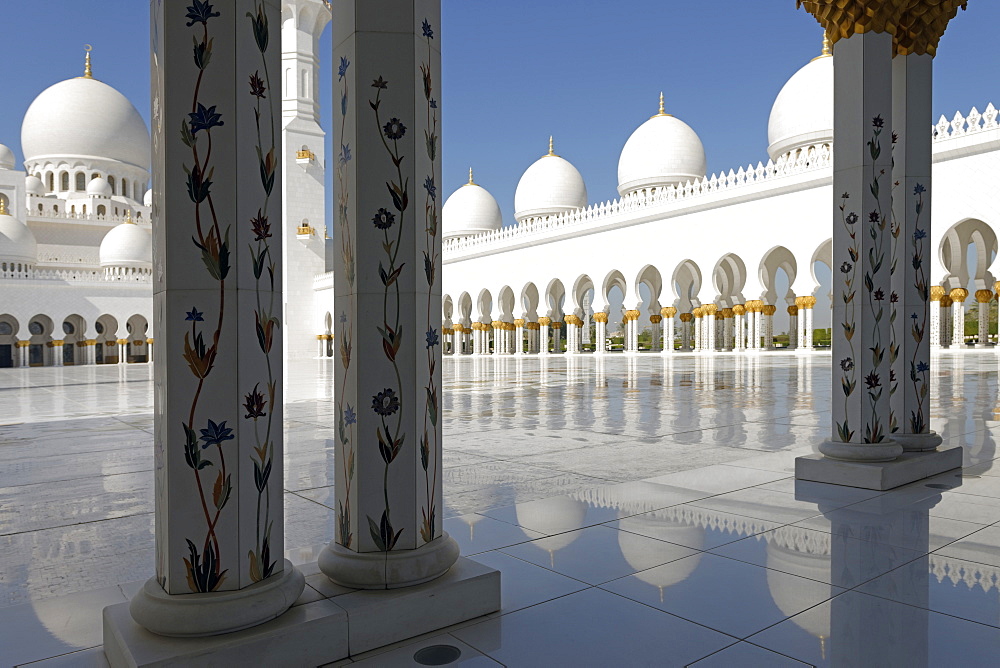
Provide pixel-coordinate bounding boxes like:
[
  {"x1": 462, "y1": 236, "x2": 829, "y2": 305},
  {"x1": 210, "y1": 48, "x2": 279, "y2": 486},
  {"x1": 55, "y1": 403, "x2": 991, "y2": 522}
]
[
  {"x1": 0, "y1": 1, "x2": 996, "y2": 228},
  {"x1": 2, "y1": 0, "x2": 996, "y2": 334}
]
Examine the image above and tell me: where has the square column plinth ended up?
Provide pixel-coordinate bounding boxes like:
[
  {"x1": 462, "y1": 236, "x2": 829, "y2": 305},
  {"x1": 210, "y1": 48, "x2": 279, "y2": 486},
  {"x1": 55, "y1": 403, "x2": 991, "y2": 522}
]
[{"x1": 795, "y1": 446, "x2": 962, "y2": 491}]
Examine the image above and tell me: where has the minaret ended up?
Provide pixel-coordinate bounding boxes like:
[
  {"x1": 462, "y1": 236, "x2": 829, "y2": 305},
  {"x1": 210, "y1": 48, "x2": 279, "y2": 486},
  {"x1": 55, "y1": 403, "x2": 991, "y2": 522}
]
[{"x1": 281, "y1": 0, "x2": 331, "y2": 360}]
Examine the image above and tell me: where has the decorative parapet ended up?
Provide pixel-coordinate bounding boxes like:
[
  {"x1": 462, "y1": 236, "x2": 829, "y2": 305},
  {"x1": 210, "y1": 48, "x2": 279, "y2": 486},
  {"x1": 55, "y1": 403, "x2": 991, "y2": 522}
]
[{"x1": 0, "y1": 266, "x2": 152, "y2": 284}]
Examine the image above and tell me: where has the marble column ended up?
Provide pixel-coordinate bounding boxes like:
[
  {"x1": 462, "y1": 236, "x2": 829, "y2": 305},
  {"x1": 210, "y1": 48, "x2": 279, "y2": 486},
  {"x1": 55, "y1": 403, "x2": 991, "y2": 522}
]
[
  {"x1": 538, "y1": 317, "x2": 550, "y2": 354},
  {"x1": 52, "y1": 341, "x2": 64, "y2": 367},
  {"x1": 649, "y1": 314, "x2": 662, "y2": 352},
  {"x1": 950, "y1": 288, "x2": 968, "y2": 347},
  {"x1": 787, "y1": 306, "x2": 798, "y2": 350},
  {"x1": 691, "y1": 308, "x2": 702, "y2": 352},
  {"x1": 147, "y1": 337, "x2": 155, "y2": 362},
  {"x1": 704, "y1": 305, "x2": 717, "y2": 352},
  {"x1": 514, "y1": 319, "x2": 524, "y2": 354},
  {"x1": 939, "y1": 295, "x2": 953, "y2": 347},
  {"x1": 975, "y1": 290, "x2": 992, "y2": 347},
  {"x1": 565, "y1": 315, "x2": 583, "y2": 354},
  {"x1": 890, "y1": 51, "x2": 939, "y2": 453},
  {"x1": 132, "y1": 0, "x2": 303, "y2": 636},
  {"x1": 995, "y1": 281, "x2": 1000, "y2": 345},
  {"x1": 762, "y1": 305, "x2": 776, "y2": 349},
  {"x1": 525, "y1": 321, "x2": 539, "y2": 354},
  {"x1": 679, "y1": 313, "x2": 693, "y2": 352},
  {"x1": 593, "y1": 311, "x2": 608, "y2": 354},
  {"x1": 802, "y1": 296, "x2": 816, "y2": 350},
  {"x1": 624, "y1": 310, "x2": 640, "y2": 353},
  {"x1": 929, "y1": 287, "x2": 943, "y2": 348},
  {"x1": 551, "y1": 321, "x2": 562, "y2": 353},
  {"x1": 84, "y1": 340, "x2": 97, "y2": 365},
  {"x1": 821, "y1": 29, "x2": 900, "y2": 462},
  {"x1": 324, "y1": 1, "x2": 460, "y2": 588},
  {"x1": 16, "y1": 341, "x2": 28, "y2": 367},
  {"x1": 661, "y1": 307, "x2": 676, "y2": 352},
  {"x1": 721, "y1": 308, "x2": 734, "y2": 350},
  {"x1": 733, "y1": 304, "x2": 746, "y2": 352},
  {"x1": 117, "y1": 339, "x2": 129, "y2": 364}
]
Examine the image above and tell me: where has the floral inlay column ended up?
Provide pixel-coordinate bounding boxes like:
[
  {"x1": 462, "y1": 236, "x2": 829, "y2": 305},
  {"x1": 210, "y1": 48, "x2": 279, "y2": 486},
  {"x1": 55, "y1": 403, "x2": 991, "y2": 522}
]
[
  {"x1": 890, "y1": 52, "x2": 941, "y2": 451},
  {"x1": 134, "y1": 0, "x2": 302, "y2": 636},
  {"x1": 821, "y1": 28, "x2": 901, "y2": 462},
  {"x1": 324, "y1": 2, "x2": 458, "y2": 589}
]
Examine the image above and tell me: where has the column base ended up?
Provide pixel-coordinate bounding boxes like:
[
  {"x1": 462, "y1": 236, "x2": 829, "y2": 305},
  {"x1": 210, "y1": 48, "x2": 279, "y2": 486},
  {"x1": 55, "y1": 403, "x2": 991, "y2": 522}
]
[
  {"x1": 319, "y1": 532, "x2": 460, "y2": 590},
  {"x1": 975, "y1": 343, "x2": 994, "y2": 348},
  {"x1": 818, "y1": 439, "x2": 902, "y2": 463},
  {"x1": 127, "y1": 560, "x2": 304, "y2": 638},
  {"x1": 796, "y1": 445, "x2": 963, "y2": 491},
  {"x1": 892, "y1": 430, "x2": 943, "y2": 452}
]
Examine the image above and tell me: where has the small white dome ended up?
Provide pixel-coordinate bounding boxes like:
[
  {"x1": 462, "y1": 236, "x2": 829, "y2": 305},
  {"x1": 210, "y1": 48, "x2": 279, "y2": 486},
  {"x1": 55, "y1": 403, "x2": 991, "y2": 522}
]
[
  {"x1": 443, "y1": 172, "x2": 503, "y2": 239},
  {"x1": 143, "y1": 189, "x2": 152, "y2": 207},
  {"x1": 21, "y1": 74, "x2": 150, "y2": 170},
  {"x1": 0, "y1": 212, "x2": 38, "y2": 264},
  {"x1": 87, "y1": 176, "x2": 112, "y2": 197},
  {"x1": 25, "y1": 175, "x2": 45, "y2": 195},
  {"x1": 767, "y1": 50, "x2": 833, "y2": 160},
  {"x1": 99, "y1": 219, "x2": 151, "y2": 269},
  {"x1": 0, "y1": 144, "x2": 15, "y2": 170},
  {"x1": 617, "y1": 97, "x2": 706, "y2": 196},
  {"x1": 513, "y1": 139, "x2": 587, "y2": 223}
]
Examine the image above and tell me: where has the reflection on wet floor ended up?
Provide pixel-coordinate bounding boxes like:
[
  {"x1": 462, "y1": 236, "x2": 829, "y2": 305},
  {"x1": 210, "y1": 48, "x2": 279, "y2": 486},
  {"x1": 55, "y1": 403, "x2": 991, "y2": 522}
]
[{"x1": 1, "y1": 351, "x2": 1000, "y2": 665}]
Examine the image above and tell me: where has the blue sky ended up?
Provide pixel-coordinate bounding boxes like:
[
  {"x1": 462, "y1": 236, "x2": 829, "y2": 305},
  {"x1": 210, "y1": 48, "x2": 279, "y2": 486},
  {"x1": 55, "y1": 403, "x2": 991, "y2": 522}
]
[{"x1": 0, "y1": 0, "x2": 997, "y2": 229}]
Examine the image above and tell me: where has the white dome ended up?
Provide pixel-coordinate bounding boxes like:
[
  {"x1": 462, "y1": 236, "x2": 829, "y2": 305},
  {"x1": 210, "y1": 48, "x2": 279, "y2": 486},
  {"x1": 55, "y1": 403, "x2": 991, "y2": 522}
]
[
  {"x1": 99, "y1": 220, "x2": 151, "y2": 269},
  {"x1": 617, "y1": 100, "x2": 706, "y2": 196},
  {"x1": 513, "y1": 139, "x2": 587, "y2": 223},
  {"x1": 25, "y1": 175, "x2": 44, "y2": 195},
  {"x1": 767, "y1": 52, "x2": 833, "y2": 160},
  {"x1": 442, "y1": 173, "x2": 502, "y2": 239},
  {"x1": 0, "y1": 212, "x2": 38, "y2": 264},
  {"x1": 21, "y1": 76, "x2": 150, "y2": 170},
  {"x1": 87, "y1": 176, "x2": 112, "y2": 197},
  {"x1": 0, "y1": 144, "x2": 15, "y2": 170},
  {"x1": 143, "y1": 189, "x2": 153, "y2": 207}
]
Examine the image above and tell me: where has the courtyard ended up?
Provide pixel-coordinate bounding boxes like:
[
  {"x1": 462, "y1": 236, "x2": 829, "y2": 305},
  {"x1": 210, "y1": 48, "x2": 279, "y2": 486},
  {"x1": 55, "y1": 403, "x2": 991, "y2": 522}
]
[{"x1": 1, "y1": 351, "x2": 999, "y2": 665}]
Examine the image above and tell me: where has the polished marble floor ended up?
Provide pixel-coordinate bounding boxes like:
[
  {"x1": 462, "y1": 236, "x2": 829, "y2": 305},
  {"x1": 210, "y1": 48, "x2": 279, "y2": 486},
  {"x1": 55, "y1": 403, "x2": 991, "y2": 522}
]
[{"x1": 2, "y1": 351, "x2": 1000, "y2": 666}]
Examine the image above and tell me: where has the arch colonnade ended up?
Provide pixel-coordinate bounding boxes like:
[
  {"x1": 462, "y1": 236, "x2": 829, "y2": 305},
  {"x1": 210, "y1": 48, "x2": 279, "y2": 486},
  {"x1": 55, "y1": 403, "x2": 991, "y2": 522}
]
[{"x1": 0, "y1": 312, "x2": 151, "y2": 367}]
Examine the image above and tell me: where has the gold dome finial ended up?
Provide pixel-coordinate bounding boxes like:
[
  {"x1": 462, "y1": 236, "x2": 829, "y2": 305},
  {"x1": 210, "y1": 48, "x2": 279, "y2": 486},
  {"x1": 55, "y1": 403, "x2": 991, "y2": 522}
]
[
  {"x1": 0, "y1": 199, "x2": 8, "y2": 216},
  {"x1": 467, "y1": 167, "x2": 475, "y2": 185},
  {"x1": 125, "y1": 209, "x2": 134, "y2": 225},
  {"x1": 546, "y1": 135, "x2": 556, "y2": 157},
  {"x1": 812, "y1": 34, "x2": 832, "y2": 61},
  {"x1": 651, "y1": 91, "x2": 672, "y2": 118},
  {"x1": 83, "y1": 44, "x2": 93, "y2": 79}
]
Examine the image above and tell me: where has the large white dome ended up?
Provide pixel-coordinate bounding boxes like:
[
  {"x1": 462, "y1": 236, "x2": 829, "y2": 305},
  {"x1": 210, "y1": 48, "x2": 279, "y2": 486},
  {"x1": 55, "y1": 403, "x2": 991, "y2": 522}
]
[
  {"x1": 100, "y1": 219, "x2": 152, "y2": 269},
  {"x1": 0, "y1": 144, "x2": 15, "y2": 170},
  {"x1": 442, "y1": 171, "x2": 503, "y2": 239},
  {"x1": 21, "y1": 76, "x2": 150, "y2": 170},
  {"x1": 767, "y1": 47, "x2": 833, "y2": 161},
  {"x1": 617, "y1": 97, "x2": 706, "y2": 196},
  {"x1": 513, "y1": 138, "x2": 587, "y2": 223},
  {"x1": 0, "y1": 211, "x2": 37, "y2": 264}
]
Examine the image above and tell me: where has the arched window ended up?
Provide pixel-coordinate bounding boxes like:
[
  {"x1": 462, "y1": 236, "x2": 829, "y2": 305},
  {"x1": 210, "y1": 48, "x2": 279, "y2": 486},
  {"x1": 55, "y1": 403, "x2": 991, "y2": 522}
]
[
  {"x1": 46, "y1": 173, "x2": 54, "y2": 191},
  {"x1": 107, "y1": 175, "x2": 116, "y2": 195},
  {"x1": 82, "y1": 204, "x2": 87, "y2": 215},
  {"x1": 75, "y1": 172, "x2": 86, "y2": 190},
  {"x1": 60, "y1": 172, "x2": 69, "y2": 191},
  {"x1": 97, "y1": 205, "x2": 106, "y2": 217},
  {"x1": 53, "y1": 205, "x2": 58, "y2": 214},
  {"x1": 37, "y1": 203, "x2": 43, "y2": 213},
  {"x1": 121, "y1": 178, "x2": 129, "y2": 198},
  {"x1": 70, "y1": 205, "x2": 76, "y2": 214},
  {"x1": 91, "y1": 173, "x2": 100, "y2": 181}
]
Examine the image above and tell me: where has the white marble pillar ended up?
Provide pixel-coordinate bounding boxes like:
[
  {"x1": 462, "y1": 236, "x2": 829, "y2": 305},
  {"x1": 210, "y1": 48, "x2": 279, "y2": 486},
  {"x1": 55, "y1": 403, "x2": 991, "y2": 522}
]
[
  {"x1": 762, "y1": 305, "x2": 776, "y2": 349},
  {"x1": 52, "y1": 341, "x2": 64, "y2": 367},
  {"x1": 661, "y1": 307, "x2": 676, "y2": 353},
  {"x1": 733, "y1": 305, "x2": 746, "y2": 352},
  {"x1": 802, "y1": 297, "x2": 816, "y2": 350},
  {"x1": 131, "y1": 0, "x2": 302, "y2": 637},
  {"x1": 538, "y1": 317, "x2": 551, "y2": 355},
  {"x1": 650, "y1": 315, "x2": 662, "y2": 352},
  {"x1": 975, "y1": 290, "x2": 992, "y2": 347},
  {"x1": 325, "y1": 1, "x2": 459, "y2": 589},
  {"x1": 890, "y1": 53, "x2": 941, "y2": 452},
  {"x1": 679, "y1": 314, "x2": 692, "y2": 352},
  {"x1": 692, "y1": 309, "x2": 703, "y2": 352},
  {"x1": 787, "y1": 307, "x2": 798, "y2": 350},
  {"x1": 929, "y1": 289, "x2": 942, "y2": 349},
  {"x1": 593, "y1": 312, "x2": 608, "y2": 354},
  {"x1": 704, "y1": 306, "x2": 716, "y2": 352},
  {"x1": 117, "y1": 339, "x2": 128, "y2": 364},
  {"x1": 820, "y1": 29, "x2": 900, "y2": 462},
  {"x1": 939, "y1": 297, "x2": 953, "y2": 347},
  {"x1": 950, "y1": 288, "x2": 967, "y2": 347},
  {"x1": 551, "y1": 322, "x2": 562, "y2": 354},
  {"x1": 623, "y1": 310, "x2": 639, "y2": 353},
  {"x1": 84, "y1": 340, "x2": 97, "y2": 365},
  {"x1": 514, "y1": 319, "x2": 524, "y2": 354}
]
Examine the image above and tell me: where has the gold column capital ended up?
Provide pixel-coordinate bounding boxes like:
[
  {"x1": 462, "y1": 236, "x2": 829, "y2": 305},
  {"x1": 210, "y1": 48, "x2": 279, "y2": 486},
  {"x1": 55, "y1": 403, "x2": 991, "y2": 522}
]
[
  {"x1": 550, "y1": 321, "x2": 563, "y2": 330},
  {"x1": 930, "y1": 285, "x2": 945, "y2": 301},
  {"x1": 762, "y1": 305, "x2": 777, "y2": 316},
  {"x1": 678, "y1": 313, "x2": 693, "y2": 323},
  {"x1": 660, "y1": 306, "x2": 677, "y2": 318},
  {"x1": 525, "y1": 321, "x2": 540, "y2": 330},
  {"x1": 649, "y1": 314, "x2": 662, "y2": 324},
  {"x1": 514, "y1": 319, "x2": 525, "y2": 327},
  {"x1": 538, "y1": 317, "x2": 551, "y2": 327},
  {"x1": 788, "y1": 305, "x2": 799, "y2": 316},
  {"x1": 624, "y1": 309, "x2": 641, "y2": 321},
  {"x1": 720, "y1": 308, "x2": 734, "y2": 318},
  {"x1": 15, "y1": 341, "x2": 30, "y2": 347},
  {"x1": 949, "y1": 288, "x2": 969, "y2": 302},
  {"x1": 704, "y1": 304, "x2": 718, "y2": 316},
  {"x1": 803, "y1": 296, "x2": 817, "y2": 309},
  {"x1": 733, "y1": 304, "x2": 746, "y2": 316},
  {"x1": 975, "y1": 289, "x2": 994, "y2": 304},
  {"x1": 692, "y1": 307, "x2": 704, "y2": 318},
  {"x1": 939, "y1": 295, "x2": 953, "y2": 307},
  {"x1": 593, "y1": 312, "x2": 609, "y2": 323}
]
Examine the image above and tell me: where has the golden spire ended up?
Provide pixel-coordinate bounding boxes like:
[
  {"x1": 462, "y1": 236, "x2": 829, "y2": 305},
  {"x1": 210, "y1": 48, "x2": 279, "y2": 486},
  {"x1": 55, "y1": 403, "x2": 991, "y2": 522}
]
[
  {"x1": 467, "y1": 167, "x2": 475, "y2": 185},
  {"x1": 651, "y1": 91, "x2": 671, "y2": 118},
  {"x1": 0, "y1": 199, "x2": 8, "y2": 216},
  {"x1": 83, "y1": 45, "x2": 93, "y2": 79},
  {"x1": 125, "y1": 209, "x2": 134, "y2": 224},
  {"x1": 812, "y1": 34, "x2": 832, "y2": 61},
  {"x1": 545, "y1": 135, "x2": 557, "y2": 157}
]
